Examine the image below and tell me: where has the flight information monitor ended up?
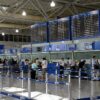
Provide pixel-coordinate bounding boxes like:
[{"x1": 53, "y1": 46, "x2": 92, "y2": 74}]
[
  {"x1": 49, "y1": 17, "x2": 70, "y2": 41},
  {"x1": 72, "y1": 10, "x2": 99, "y2": 39},
  {"x1": 31, "y1": 23, "x2": 47, "y2": 43}
]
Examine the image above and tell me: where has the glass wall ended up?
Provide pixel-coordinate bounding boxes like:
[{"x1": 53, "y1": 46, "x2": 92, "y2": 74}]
[{"x1": 0, "y1": 34, "x2": 31, "y2": 42}]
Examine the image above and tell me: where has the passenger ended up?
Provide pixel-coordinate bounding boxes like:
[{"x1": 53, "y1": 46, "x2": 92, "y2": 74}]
[
  {"x1": 13, "y1": 58, "x2": 19, "y2": 73},
  {"x1": 31, "y1": 60, "x2": 38, "y2": 79},
  {"x1": 37, "y1": 61, "x2": 42, "y2": 80},
  {"x1": 66, "y1": 57, "x2": 72, "y2": 69},
  {"x1": 38, "y1": 61, "x2": 42, "y2": 69},
  {"x1": 70, "y1": 60, "x2": 76, "y2": 70},
  {"x1": 59, "y1": 58, "x2": 65, "y2": 78},
  {"x1": 78, "y1": 60, "x2": 86, "y2": 70},
  {"x1": 3, "y1": 58, "x2": 8, "y2": 67},
  {"x1": 70, "y1": 60, "x2": 78, "y2": 76},
  {"x1": 94, "y1": 59, "x2": 100, "y2": 78},
  {"x1": 35, "y1": 58, "x2": 42, "y2": 69},
  {"x1": 9, "y1": 58, "x2": 15, "y2": 72},
  {"x1": 78, "y1": 60, "x2": 86, "y2": 76},
  {"x1": 41, "y1": 57, "x2": 48, "y2": 80},
  {"x1": 19, "y1": 59, "x2": 25, "y2": 71},
  {"x1": 0, "y1": 58, "x2": 3, "y2": 71},
  {"x1": 24, "y1": 59, "x2": 30, "y2": 73},
  {"x1": 91, "y1": 55, "x2": 97, "y2": 79},
  {"x1": 35, "y1": 58, "x2": 39, "y2": 67}
]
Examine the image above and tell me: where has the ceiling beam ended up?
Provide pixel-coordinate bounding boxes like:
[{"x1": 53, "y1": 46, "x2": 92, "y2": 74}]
[
  {"x1": 30, "y1": 0, "x2": 48, "y2": 20},
  {"x1": 49, "y1": 6, "x2": 63, "y2": 17},
  {"x1": 72, "y1": 5, "x2": 78, "y2": 14},
  {"x1": 13, "y1": 0, "x2": 29, "y2": 14},
  {"x1": 0, "y1": 12, "x2": 45, "y2": 23},
  {"x1": 35, "y1": 0, "x2": 48, "y2": 19},
  {"x1": 57, "y1": 4, "x2": 75, "y2": 16},
  {"x1": 82, "y1": 2, "x2": 100, "y2": 6},
  {"x1": 0, "y1": 23, "x2": 27, "y2": 29},
  {"x1": 74, "y1": 4, "x2": 95, "y2": 10},
  {"x1": 50, "y1": 0, "x2": 70, "y2": 4},
  {"x1": 7, "y1": 0, "x2": 24, "y2": 12}
]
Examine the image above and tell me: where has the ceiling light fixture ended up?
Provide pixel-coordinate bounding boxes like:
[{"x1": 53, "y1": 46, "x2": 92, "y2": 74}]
[
  {"x1": 2, "y1": 32, "x2": 5, "y2": 36},
  {"x1": 22, "y1": 11, "x2": 27, "y2": 16},
  {"x1": 2, "y1": 7, "x2": 8, "y2": 11},
  {"x1": 15, "y1": 29, "x2": 19, "y2": 33},
  {"x1": 50, "y1": 1, "x2": 56, "y2": 7}
]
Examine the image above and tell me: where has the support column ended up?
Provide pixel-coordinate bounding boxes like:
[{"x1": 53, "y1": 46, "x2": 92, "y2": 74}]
[
  {"x1": 47, "y1": 22, "x2": 51, "y2": 61},
  {"x1": 98, "y1": 10, "x2": 100, "y2": 33}
]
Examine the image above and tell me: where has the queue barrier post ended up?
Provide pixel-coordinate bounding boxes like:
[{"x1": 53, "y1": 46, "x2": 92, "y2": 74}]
[
  {"x1": 28, "y1": 68, "x2": 31, "y2": 98},
  {"x1": 55, "y1": 67, "x2": 59, "y2": 84},
  {"x1": 45, "y1": 72, "x2": 48, "y2": 94},
  {"x1": 68, "y1": 70, "x2": 71, "y2": 100},
  {"x1": 78, "y1": 69, "x2": 81, "y2": 99},
  {"x1": 79, "y1": 69, "x2": 81, "y2": 86},
  {"x1": 6, "y1": 65, "x2": 9, "y2": 77}
]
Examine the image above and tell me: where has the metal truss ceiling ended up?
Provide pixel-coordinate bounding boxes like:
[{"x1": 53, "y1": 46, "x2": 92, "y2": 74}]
[{"x1": 0, "y1": 0, "x2": 99, "y2": 29}]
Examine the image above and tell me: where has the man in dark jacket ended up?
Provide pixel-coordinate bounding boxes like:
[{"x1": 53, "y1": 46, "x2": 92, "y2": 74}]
[{"x1": 79, "y1": 60, "x2": 86, "y2": 69}]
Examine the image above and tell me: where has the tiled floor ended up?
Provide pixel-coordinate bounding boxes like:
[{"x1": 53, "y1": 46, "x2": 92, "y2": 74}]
[{"x1": 0, "y1": 71, "x2": 100, "y2": 100}]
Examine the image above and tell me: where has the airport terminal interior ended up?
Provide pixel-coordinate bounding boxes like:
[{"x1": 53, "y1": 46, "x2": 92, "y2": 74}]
[{"x1": 0, "y1": 0, "x2": 100, "y2": 100}]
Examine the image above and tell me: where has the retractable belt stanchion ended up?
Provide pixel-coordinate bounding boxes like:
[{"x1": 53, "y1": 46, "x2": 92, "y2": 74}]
[
  {"x1": 68, "y1": 70, "x2": 71, "y2": 100},
  {"x1": 0, "y1": 71, "x2": 3, "y2": 99},
  {"x1": 20, "y1": 67, "x2": 24, "y2": 79},
  {"x1": 45, "y1": 72, "x2": 48, "y2": 94},
  {"x1": 91, "y1": 80, "x2": 95, "y2": 100},
  {"x1": 1, "y1": 64, "x2": 3, "y2": 76},
  {"x1": 21, "y1": 70, "x2": 24, "y2": 90},
  {"x1": 68, "y1": 71, "x2": 71, "y2": 85},
  {"x1": 55, "y1": 67, "x2": 58, "y2": 84},
  {"x1": 91, "y1": 68, "x2": 95, "y2": 80},
  {"x1": 79, "y1": 69, "x2": 81, "y2": 89},
  {"x1": 78, "y1": 69, "x2": 81, "y2": 99},
  {"x1": 7, "y1": 65, "x2": 10, "y2": 77},
  {"x1": 28, "y1": 67, "x2": 31, "y2": 98},
  {"x1": 10, "y1": 64, "x2": 12, "y2": 77}
]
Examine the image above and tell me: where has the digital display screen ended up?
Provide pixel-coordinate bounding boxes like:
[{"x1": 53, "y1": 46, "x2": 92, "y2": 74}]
[
  {"x1": 49, "y1": 18, "x2": 70, "y2": 41},
  {"x1": 72, "y1": 10, "x2": 99, "y2": 39},
  {"x1": 31, "y1": 23, "x2": 47, "y2": 43}
]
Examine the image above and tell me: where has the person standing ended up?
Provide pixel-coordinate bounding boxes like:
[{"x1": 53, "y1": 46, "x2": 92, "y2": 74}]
[
  {"x1": 24, "y1": 59, "x2": 30, "y2": 73},
  {"x1": 67, "y1": 57, "x2": 72, "y2": 69},
  {"x1": 78, "y1": 60, "x2": 86, "y2": 69},
  {"x1": 35, "y1": 58, "x2": 39, "y2": 67},
  {"x1": 91, "y1": 56, "x2": 97, "y2": 79},
  {"x1": 59, "y1": 58, "x2": 65, "y2": 78},
  {"x1": 94, "y1": 59, "x2": 100, "y2": 78},
  {"x1": 42, "y1": 57, "x2": 48, "y2": 80},
  {"x1": 31, "y1": 60, "x2": 38, "y2": 79}
]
